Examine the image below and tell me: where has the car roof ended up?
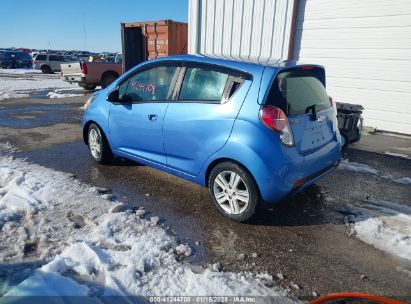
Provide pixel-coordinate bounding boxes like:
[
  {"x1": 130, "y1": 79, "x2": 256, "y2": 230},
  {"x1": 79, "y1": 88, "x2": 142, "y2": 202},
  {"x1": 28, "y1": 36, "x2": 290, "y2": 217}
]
[{"x1": 146, "y1": 54, "x2": 323, "y2": 75}]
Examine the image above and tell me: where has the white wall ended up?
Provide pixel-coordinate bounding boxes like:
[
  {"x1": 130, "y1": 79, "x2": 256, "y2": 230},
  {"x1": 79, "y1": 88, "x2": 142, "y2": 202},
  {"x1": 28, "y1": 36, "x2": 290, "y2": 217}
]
[
  {"x1": 294, "y1": 0, "x2": 411, "y2": 134},
  {"x1": 189, "y1": 0, "x2": 295, "y2": 61}
]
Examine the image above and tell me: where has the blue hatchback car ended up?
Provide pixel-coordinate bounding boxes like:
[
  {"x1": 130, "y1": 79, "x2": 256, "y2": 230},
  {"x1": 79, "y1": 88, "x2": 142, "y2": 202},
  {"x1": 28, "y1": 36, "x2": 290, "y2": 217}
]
[{"x1": 82, "y1": 55, "x2": 341, "y2": 222}]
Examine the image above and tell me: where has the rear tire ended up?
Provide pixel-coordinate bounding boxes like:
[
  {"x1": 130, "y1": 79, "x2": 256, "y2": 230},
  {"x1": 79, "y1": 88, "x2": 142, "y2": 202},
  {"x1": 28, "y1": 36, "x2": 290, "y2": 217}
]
[
  {"x1": 83, "y1": 84, "x2": 97, "y2": 91},
  {"x1": 87, "y1": 123, "x2": 113, "y2": 164},
  {"x1": 41, "y1": 65, "x2": 52, "y2": 74},
  {"x1": 101, "y1": 73, "x2": 117, "y2": 89},
  {"x1": 208, "y1": 162, "x2": 260, "y2": 222}
]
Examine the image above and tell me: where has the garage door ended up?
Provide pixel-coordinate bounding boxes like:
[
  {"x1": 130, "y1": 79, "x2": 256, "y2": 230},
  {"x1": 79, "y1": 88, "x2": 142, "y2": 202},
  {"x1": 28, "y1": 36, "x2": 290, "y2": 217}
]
[{"x1": 293, "y1": 0, "x2": 411, "y2": 134}]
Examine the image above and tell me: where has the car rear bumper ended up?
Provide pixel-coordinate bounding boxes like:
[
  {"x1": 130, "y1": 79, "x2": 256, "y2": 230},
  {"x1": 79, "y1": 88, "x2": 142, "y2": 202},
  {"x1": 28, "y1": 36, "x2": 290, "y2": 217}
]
[
  {"x1": 289, "y1": 160, "x2": 339, "y2": 195},
  {"x1": 62, "y1": 74, "x2": 84, "y2": 83},
  {"x1": 260, "y1": 139, "x2": 341, "y2": 203}
]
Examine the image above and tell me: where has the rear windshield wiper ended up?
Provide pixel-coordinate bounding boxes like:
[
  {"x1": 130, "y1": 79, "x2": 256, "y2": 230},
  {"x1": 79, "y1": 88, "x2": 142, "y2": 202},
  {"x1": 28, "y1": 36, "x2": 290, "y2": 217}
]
[{"x1": 305, "y1": 104, "x2": 317, "y2": 121}]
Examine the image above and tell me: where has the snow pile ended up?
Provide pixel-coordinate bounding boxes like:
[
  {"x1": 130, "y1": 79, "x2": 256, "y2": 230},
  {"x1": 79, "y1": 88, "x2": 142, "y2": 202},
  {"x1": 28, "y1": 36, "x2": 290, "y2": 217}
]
[
  {"x1": 347, "y1": 200, "x2": 411, "y2": 263},
  {"x1": 338, "y1": 159, "x2": 410, "y2": 186},
  {"x1": 0, "y1": 77, "x2": 78, "y2": 100},
  {"x1": 47, "y1": 88, "x2": 84, "y2": 99},
  {"x1": 0, "y1": 68, "x2": 42, "y2": 75},
  {"x1": 0, "y1": 154, "x2": 294, "y2": 300}
]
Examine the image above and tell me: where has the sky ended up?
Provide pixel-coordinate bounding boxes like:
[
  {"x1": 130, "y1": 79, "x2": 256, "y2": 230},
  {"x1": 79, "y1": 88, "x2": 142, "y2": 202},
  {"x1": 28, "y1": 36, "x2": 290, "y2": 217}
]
[{"x1": 0, "y1": 0, "x2": 188, "y2": 52}]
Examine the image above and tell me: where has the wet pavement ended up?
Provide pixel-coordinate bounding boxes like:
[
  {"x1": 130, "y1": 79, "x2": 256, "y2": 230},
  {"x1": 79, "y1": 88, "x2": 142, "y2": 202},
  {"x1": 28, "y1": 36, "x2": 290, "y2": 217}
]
[{"x1": 1, "y1": 96, "x2": 411, "y2": 300}]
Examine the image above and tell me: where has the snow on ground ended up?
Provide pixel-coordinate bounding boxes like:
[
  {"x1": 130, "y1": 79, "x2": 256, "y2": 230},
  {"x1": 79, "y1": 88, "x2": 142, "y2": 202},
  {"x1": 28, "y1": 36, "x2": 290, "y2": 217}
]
[
  {"x1": 338, "y1": 159, "x2": 411, "y2": 186},
  {"x1": 0, "y1": 153, "x2": 295, "y2": 301},
  {"x1": 0, "y1": 74, "x2": 83, "y2": 100},
  {"x1": 338, "y1": 159, "x2": 378, "y2": 175},
  {"x1": 346, "y1": 200, "x2": 411, "y2": 263},
  {"x1": 384, "y1": 152, "x2": 409, "y2": 159},
  {"x1": 0, "y1": 68, "x2": 42, "y2": 75},
  {"x1": 47, "y1": 87, "x2": 84, "y2": 99}
]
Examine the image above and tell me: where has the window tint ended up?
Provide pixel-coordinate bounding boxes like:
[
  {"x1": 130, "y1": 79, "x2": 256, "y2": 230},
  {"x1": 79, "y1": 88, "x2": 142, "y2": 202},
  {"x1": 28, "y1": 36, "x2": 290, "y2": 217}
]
[
  {"x1": 35, "y1": 54, "x2": 47, "y2": 60},
  {"x1": 49, "y1": 55, "x2": 63, "y2": 61},
  {"x1": 266, "y1": 69, "x2": 329, "y2": 115},
  {"x1": 179, "y1": 68, "x2": 229, "y2": 101},
  {"x1": 124, "y1": 66, "x2": 178, "y2": 102}
]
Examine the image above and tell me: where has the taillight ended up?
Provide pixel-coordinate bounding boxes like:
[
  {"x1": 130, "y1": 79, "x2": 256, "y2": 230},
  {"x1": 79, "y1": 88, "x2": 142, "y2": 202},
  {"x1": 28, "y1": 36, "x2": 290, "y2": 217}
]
[
  {"x1": 33, "y1": 60, "x2": 37, "y2": 64},
  {"x1": 81, "y1": 62, "x2": 88, "y2": 74},
  {"x1": 329, "y1": 96, "x2": 337, "y2": 114},
  {"x1": 259, "y1": 106, "x2": 295, "y2": 147}
]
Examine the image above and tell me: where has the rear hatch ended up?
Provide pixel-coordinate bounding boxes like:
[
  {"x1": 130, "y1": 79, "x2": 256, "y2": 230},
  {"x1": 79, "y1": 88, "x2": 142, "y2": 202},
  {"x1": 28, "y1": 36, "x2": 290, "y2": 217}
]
[{"x1": 266, "y1": 66, "x2": 337, "y2": 155}]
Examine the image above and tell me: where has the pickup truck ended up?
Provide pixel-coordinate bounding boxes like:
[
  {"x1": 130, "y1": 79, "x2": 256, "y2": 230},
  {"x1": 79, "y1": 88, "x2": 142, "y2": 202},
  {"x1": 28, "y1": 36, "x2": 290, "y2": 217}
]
[{"x1": 60, "y1": 61, "x2": 122, "y2": 90}]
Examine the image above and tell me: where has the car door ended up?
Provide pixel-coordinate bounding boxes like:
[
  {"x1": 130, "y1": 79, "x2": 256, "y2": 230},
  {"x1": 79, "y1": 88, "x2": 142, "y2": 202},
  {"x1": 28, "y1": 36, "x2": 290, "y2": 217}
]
[
  {"x1": 163, "y1": 64, "x2": 251, "y2": 177},
  {"x1": 108, "y1": 63, "x2": 180, "y2": 165}
]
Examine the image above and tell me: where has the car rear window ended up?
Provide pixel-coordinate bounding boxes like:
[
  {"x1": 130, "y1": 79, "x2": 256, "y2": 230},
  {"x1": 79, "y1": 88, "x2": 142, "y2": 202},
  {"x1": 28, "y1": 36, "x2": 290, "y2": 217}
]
[
  {"x1": 35, "y1": 54, "x2": 47, "y2": 60},
  {"x1": 179, "y1": 67, "x2": 229, "y2": 102},
  {"x1": 266, "y1": 69, "x2": 330, "y2": 116}
]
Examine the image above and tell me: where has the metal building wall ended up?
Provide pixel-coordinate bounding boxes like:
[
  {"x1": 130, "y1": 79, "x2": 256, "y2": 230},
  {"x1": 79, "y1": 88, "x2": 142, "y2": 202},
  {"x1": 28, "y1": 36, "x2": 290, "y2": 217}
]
[
  {"x1": 189, "y1": 0, "x2": 295, "y2": 61},
  {"x1": 294, "y1": 0, "x2": 411, "y2": 134}
]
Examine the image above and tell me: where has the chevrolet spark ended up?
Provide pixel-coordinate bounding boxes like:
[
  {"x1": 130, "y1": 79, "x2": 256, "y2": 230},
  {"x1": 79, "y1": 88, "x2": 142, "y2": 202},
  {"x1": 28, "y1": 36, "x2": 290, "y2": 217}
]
[{"x1": 82, "y1": 55, "x2": 341, "y2": 222}]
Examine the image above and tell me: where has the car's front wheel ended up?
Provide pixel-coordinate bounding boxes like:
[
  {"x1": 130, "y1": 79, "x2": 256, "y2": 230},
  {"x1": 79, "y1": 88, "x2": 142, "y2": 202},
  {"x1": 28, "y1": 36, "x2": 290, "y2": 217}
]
[
  {"x1": 87, "y1": 123, "x2": 113, "y2": 164},
  {"x1": 208, "y1": 162, "x2": 260, "y2": 222}
]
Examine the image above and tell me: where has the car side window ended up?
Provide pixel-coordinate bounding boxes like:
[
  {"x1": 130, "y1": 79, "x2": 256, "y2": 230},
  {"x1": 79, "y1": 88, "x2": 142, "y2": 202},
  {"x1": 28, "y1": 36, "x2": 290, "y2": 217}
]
[
  {"x1": 179, "y1": 67, "x2": 229, "y2": 102},
  {"x1": 49, "y1": 55, "x2": 62, "y2": 61},
  {"x1": 123, "y1": 66, "x2": 178, "y2": 102},
  {"x1": 36, "y1": 54, "x2": 46, "y2": 60}
]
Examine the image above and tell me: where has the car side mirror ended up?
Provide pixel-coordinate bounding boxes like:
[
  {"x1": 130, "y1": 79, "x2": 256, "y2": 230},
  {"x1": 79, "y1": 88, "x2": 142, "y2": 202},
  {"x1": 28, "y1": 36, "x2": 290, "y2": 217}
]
[{"x1": 107, "y1": 89, "x2": 120, "y2": 103}]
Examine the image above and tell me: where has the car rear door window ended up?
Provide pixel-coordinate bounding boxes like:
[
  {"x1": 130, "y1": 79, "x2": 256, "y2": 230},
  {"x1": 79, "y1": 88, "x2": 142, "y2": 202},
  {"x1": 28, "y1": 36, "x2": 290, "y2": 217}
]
[
  {"x1": 123, "y1": 66, "x2": 179, "y2": 102},
  {"x1": 179, "y1": 67, "x2": 229, "y2": 102},
  {"x1": 267, "y1": 69, "x2": 329, "y2": 115}
]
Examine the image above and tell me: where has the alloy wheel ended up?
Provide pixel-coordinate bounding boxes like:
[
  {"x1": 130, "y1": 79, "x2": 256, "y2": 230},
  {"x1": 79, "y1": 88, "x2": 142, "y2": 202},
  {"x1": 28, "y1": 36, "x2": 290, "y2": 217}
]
[
  {"x1": 89, "y1": 128, "x2": 102, "y2": 159},
  {"x1": 213, "y1": 170, "x2": 250, "y2": 215}
]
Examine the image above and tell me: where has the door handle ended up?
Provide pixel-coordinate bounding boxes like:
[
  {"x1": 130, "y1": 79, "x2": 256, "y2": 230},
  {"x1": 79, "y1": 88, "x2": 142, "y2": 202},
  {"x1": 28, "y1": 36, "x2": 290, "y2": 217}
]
[{"x1": 148, "y1": 114, "x2": 158, "y2": 121}]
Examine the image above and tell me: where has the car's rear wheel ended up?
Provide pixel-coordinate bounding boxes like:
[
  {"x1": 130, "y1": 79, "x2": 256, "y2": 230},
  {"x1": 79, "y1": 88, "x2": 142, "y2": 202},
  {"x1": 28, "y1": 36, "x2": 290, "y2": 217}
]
[
  {"x1": 83, "y1": 84, "x2": 97, "y2": 91},
  {"x1": 41, "y1": 65, "x2": 52, "y2": 74},
  {"x1": 87, "y1": 123, "x2": 113, "y2": 164},
  {"x1": 208, "y1": 162, "x2": 259, "y2": 222},
  {"x1": 101, "y1": 73, "x2": 117, "y2": 89}
]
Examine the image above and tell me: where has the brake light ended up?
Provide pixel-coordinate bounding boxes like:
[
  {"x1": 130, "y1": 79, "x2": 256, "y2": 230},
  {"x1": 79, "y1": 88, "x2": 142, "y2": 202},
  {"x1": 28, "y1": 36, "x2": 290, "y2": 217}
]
[
  {"x1": 329, "y1": 96, "x2": 337, "y2": 114},
  {"x1": 301, "y1": 65, "x2": 314, "y2": 70},
  {"x1": 33, "y1": 60, "x2": 37, "y2": 64},
  {"x1": 81, "y1": 62, "x2": 88, "y2": 74},
  {"x1": 259, "y1": 106, "x2": 295, "y2": 147}
]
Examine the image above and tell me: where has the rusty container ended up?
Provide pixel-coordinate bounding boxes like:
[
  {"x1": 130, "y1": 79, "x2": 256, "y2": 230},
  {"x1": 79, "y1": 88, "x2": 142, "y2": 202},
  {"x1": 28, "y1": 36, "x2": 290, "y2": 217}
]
[{"x1": 122, "y1": 20, "x2": 188, "y2": 68}]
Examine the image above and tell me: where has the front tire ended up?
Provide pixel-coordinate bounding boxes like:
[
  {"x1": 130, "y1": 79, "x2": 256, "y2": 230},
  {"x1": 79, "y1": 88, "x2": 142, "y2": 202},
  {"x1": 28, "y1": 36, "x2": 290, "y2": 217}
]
[
  {"x1": 208, "y1": 162, "x2": 260, "y2": 222},
  {"x1": 87, "y1": 123, "x2": 113, "y2": 164}
]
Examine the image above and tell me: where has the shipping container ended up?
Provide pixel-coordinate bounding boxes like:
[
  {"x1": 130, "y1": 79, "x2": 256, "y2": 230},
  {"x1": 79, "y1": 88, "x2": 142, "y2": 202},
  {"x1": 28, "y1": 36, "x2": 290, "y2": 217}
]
[{"x1": 121, "y1": 20, "x2": 188, "y2": 72}]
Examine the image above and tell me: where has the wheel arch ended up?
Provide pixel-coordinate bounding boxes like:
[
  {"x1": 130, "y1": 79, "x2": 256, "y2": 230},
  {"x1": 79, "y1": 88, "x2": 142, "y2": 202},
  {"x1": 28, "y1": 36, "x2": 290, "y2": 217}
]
[
  {"x1": 204, "y1": 157, "x2": 260, "y2": 193},
  {"x1": 100, "y1": 70, "x2": 119, "y2": 83},
  {"x1": 83, "y1": 120, "x2": 110, "y2": 146}
]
